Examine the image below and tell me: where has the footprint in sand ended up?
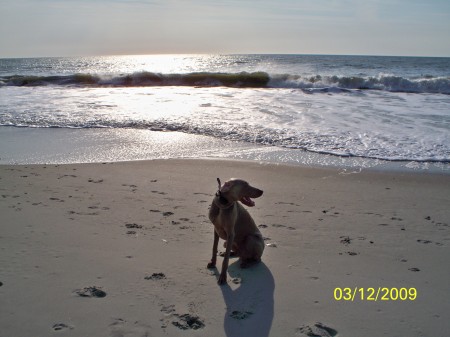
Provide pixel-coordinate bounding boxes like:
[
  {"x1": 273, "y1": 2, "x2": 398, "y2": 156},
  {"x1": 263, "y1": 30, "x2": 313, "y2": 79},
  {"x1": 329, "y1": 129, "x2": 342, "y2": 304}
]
[
  {"x1": 160, "y1": 304, "x2": 176, "y2": 316},
  {"x1": 52, "y1": 323, "x2": 74, "y2": 331},
  {"x1": 230, "y1": 310, "x2": 253, "y2": 320},
  {"x1": 151, "y1": 190, "x2": 167, "y2": 195},
  {"x1": 296, "y1": 322, "x2": 338, "y2": 337},
  {"x1": 171, "y1": 314, "x2": 205, "y2": 330},
  {"x1": 145, "y1": 273, "x2": 166, "y2": 280},
  {"x1": 68, "y1": 210, "x2": 99, "y2": 216},
  {"x1": 417, "y1": 239, "x2": 443, "y2": 246},
  {"x1": 109, "y1": 318, "x2": 151, "y2": 336},
  {"x1": 125, "y1": 223, "x2": 147, "y2": 234},
  {"x1": 125, "y1": 223, "x2": 143, "y2": 229},
  {"x1": 193, "y1": 192, "x2": 210, "y2": 196},
  {"x1": 159, "y1": 304, "x2": 205, "y2": 331},
  {"x1": 58, "y1": 174, "x2": 77, "y2": 179},
  {"x1": 74, "y1": 286, "x2": 107, "y2": 298},
  {"x1": 339, "y1": 251, "x2": 358, "y2": 256},
  {"x1": 339, "y1": 236, "x2": 352, "y2": 245},
  {"x1": 276, "y1": 201, "x2": 301, "y2": 207}
]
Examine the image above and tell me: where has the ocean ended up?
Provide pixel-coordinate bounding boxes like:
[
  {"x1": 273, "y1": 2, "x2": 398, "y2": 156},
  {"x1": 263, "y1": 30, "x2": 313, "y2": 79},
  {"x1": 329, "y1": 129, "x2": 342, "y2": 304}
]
[{"x1": 1, "y1": 54, "x2": 449, "y2": 171}]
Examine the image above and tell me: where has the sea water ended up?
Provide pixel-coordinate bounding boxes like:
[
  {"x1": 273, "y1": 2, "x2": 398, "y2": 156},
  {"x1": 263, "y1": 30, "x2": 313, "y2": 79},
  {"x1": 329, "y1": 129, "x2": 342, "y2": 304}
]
[{"x1": 0, "y1": 54, "x2": 449, "y2": 170}]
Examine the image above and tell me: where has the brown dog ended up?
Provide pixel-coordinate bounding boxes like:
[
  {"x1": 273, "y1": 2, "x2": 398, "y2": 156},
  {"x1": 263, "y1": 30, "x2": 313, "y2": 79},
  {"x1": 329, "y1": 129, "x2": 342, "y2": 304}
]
[{"x1": 207, "y1": 178, "x2": 264, "y2": 285}]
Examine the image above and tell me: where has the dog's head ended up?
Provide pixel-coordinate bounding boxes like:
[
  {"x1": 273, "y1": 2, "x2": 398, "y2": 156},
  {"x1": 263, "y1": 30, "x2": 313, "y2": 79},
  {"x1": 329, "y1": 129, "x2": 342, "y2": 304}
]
[{"x1": 219, "y1": 178, "x2": 263, "y2": 207}]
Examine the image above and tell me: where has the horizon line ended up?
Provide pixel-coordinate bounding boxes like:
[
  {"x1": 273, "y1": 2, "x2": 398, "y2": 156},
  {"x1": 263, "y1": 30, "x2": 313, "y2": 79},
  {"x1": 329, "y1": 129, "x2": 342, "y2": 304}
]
[{"x1": 1, "y1": 52, "x2": 450, "y2": 60}]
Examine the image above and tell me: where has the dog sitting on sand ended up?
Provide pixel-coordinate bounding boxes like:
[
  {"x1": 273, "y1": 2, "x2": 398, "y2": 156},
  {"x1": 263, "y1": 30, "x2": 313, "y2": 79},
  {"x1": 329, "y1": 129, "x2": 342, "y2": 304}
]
[{"x1": 207, "y1": 178, "x2": 264, "y2": 285}]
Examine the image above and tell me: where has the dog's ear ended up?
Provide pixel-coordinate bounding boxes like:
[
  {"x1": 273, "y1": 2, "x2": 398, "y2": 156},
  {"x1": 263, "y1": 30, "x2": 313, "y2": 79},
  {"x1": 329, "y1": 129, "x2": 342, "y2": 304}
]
[{"x1": 220, "y1": 181, "x2": 233, "y2": 193}]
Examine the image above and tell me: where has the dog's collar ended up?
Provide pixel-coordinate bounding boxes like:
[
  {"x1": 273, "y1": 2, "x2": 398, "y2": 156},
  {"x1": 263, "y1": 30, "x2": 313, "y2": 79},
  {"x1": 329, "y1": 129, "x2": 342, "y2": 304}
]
[
  {"x1": 214, "y1": 192, "x2": 234, "y2": 209},
  {"x1": 214, "y1": 177, "x2": 234, "y2": 209}
]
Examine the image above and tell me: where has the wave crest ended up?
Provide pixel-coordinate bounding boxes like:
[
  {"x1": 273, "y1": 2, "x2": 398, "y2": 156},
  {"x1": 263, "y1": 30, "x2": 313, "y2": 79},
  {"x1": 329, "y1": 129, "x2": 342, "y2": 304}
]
[
  {"x1": 269, "y1": 74, "x2": 450, "y2": 94},
  {"x1": 0, "y1": 71, "x2": 270, "y2": 88},
  {"x1": 1, "y1": 71, "x2": 449, "y2": 94}
]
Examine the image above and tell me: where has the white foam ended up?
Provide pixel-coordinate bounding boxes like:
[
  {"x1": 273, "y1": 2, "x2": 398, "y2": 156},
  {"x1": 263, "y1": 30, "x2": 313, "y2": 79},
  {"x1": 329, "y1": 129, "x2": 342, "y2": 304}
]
[
  {"x1": 1, "y1": 55, "x2": 449, "y2": 165},
  {"x1": 1, "y1": 85, "x2": 449, "y2": 163}
]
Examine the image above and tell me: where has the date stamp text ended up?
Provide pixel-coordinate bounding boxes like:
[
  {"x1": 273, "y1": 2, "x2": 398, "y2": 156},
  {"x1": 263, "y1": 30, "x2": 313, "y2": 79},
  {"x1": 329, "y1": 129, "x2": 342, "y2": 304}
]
[{"x1": 333, "y1": 287, "x2": 417, "y2": 301}]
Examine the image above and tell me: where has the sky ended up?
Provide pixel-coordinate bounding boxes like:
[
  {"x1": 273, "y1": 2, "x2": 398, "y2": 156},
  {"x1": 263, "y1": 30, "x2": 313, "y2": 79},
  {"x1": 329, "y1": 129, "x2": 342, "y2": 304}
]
[{"x1": 1, "y1": 0, "x2": 449, "y2": 58}]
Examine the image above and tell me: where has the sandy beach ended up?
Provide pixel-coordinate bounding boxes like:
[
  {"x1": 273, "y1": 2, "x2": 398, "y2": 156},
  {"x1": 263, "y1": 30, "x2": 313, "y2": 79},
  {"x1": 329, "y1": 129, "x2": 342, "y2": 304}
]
[{"x1": 1, "y1": 159, "x2": 449, "y2": 337}]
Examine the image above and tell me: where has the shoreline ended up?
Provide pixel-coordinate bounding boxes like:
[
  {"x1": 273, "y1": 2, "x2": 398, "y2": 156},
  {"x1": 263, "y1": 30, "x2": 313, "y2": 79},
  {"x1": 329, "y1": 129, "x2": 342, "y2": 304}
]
[
  {"x1": 1, "y1": 159, "x2": 449, "y2": 336},
  {"x1": 1, "y1": 126, "x2": 449, "y2": 174}
]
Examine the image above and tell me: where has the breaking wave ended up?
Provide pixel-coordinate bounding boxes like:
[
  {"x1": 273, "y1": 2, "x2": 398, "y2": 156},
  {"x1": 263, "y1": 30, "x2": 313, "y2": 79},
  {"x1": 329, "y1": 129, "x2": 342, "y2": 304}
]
[
  {"x1": 0, "y1": 72, "x2": 270, "y2": 88},
  {"x1": 1, "y1": 71, "x2": 449, "y2": 94},
  {"x1": 269, "y1": 74, "x2": 450, "y2": 94}
]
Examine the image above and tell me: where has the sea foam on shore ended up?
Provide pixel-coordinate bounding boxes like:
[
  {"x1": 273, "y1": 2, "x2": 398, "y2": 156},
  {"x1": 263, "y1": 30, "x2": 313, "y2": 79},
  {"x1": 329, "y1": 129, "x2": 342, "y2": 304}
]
[{"x1": 1, "y1": 126, "x2": 448, "y2": 172}]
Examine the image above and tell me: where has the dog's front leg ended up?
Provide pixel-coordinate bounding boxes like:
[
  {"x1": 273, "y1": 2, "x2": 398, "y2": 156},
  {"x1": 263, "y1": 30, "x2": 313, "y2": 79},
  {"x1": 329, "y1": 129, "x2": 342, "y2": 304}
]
[
  {"x1": 218, "y1": 231, "x2": 234, "y2": 285},
  {"x1": 207, "y1": 230, "x2": 219, "y2": 268}
]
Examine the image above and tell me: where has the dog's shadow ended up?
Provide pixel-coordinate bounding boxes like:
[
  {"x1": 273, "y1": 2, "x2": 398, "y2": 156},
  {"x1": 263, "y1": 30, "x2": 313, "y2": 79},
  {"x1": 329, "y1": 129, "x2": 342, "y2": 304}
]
[{"x1": 217, "y1": 260, "x2": 275, "y2": 337}]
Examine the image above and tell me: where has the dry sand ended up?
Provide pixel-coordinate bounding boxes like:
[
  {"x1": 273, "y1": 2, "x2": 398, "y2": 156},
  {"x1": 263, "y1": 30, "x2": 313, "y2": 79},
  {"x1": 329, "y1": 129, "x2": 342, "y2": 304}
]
[{"x1": 0, "y1": 159, "x2": 449, "y2": 337}]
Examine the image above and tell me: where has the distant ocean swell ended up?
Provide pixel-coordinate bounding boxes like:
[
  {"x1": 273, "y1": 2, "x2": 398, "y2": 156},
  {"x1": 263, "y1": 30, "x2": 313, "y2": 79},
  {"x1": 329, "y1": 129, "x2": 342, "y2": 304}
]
[{"x1": 1, "y1": 71, "x2": 449, "y2": 94}]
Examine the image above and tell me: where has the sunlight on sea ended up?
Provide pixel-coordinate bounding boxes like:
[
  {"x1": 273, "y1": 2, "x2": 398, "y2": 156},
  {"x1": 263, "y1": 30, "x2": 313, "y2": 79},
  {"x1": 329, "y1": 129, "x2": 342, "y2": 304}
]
[
  {"x1": 1, "y1": 54, "x2": 449, "y2": 166},
  {"x1": 71, "y1": 54, "x2": 248, "y2": 75}
]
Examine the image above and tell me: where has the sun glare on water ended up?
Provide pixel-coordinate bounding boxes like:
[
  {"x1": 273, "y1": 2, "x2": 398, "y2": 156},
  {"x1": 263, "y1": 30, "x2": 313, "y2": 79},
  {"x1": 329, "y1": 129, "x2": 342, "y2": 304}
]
[{"x1": 104, "y1": 54, "x2": 215, "y2": 75}]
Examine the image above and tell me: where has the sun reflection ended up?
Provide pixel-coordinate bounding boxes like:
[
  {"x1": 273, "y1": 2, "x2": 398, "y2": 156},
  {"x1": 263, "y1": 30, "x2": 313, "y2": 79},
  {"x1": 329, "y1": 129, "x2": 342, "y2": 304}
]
[{"x1": 105, "y1": 54, "x2": 214, "y2": 75}]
